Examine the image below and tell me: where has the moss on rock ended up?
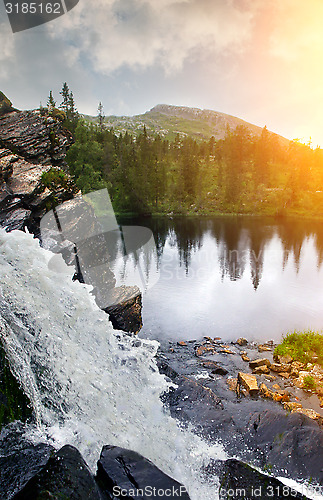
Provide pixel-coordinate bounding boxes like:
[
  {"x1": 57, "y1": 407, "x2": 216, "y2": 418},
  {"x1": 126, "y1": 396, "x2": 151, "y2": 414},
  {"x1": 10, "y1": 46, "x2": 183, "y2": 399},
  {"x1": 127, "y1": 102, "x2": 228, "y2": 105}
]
[{"x1": 0, "y1": 344, "x2": 32, "y2": 430}]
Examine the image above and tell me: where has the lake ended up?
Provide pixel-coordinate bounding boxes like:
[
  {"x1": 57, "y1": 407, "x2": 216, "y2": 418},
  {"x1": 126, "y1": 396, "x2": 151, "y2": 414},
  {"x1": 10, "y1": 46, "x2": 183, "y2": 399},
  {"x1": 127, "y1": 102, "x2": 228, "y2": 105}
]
[{"x1": 114, "y1": 216, "x2": 323, "y2": 343}]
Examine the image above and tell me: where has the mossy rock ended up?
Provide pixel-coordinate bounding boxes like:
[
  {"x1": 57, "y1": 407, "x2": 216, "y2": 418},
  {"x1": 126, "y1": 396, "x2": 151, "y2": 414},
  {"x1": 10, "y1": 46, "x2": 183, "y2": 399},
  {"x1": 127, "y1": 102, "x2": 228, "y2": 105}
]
[
  {"x1": 48, "y1": 107, "x2": 66, "y2": 122},
  {"x1": 0, "y1": 344, "x2": 32, "y2": 429},
  {"x1": 0, "y1": 91, "x2": 13, "y2": 116}
]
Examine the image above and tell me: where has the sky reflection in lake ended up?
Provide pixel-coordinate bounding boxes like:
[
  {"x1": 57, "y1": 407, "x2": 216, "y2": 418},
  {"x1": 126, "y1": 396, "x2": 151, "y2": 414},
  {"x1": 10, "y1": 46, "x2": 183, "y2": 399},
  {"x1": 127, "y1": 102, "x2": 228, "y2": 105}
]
[{"x1": 114, "y1": 216, "x2": 323, "y2": 343}]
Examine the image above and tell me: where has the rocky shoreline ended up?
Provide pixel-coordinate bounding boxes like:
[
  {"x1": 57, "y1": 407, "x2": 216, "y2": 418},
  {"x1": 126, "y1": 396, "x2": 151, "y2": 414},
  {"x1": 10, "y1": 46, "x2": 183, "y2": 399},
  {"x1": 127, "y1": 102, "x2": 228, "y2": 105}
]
[
  {"x1": 166, "y1": 336, "x2": 323, "y2": 421},
  {"x1": 157, "y1": 336, "x2": 323, "y2": 487}
]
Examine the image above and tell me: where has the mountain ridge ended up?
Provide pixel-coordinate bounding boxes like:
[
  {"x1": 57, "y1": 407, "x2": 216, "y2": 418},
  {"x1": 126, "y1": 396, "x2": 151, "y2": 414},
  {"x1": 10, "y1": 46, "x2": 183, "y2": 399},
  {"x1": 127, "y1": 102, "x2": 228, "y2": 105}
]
[{"x1": 84, "y1": 103, "x2": 290, "y2": 145}]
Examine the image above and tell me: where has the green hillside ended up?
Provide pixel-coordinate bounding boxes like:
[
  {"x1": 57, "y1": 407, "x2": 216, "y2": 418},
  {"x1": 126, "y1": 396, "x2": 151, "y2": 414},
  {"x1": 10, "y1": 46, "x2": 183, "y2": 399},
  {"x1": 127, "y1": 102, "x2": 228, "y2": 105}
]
[{"x1": 84, "y1": 104, "x2": 289, "y2": 145}]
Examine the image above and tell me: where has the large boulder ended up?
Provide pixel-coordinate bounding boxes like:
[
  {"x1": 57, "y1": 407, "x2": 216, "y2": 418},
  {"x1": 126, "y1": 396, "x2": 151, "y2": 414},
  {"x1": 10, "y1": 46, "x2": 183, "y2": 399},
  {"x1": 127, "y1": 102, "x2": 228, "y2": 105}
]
[
  {"x1": 97, "y1": 445, "x2": 191, "y2": 499},
  {"x1": 104, "y1": 285, "x2": 143, "y2": 334},
  {"x1": 247, "y1": 409, "x2": 323, "y2": 483},
  {"x1": 0, "y1": 422, "x2": 54, "y2": 499},
  {"x1": 215, "y1": 459, "x2": 309, "y2": 499},
  {"x1": 13, "y1": 445, "x2": 102, "y2": 500},
  {"x1": 0, "y1": 148, "x2": 76, "y2": 232}
]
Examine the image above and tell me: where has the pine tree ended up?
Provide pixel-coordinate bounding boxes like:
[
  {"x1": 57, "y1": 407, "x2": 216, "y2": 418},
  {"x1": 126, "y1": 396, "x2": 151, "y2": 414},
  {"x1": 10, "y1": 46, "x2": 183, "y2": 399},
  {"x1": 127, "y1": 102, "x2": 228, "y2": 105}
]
[
  {"x1": 47, "y1": 91, "x2": 56, "y2": 109},
  {"x1": 98, "y1": 101, "x2": 104, "y2": 132},
  {"x1": 68, "y1": 91, "x2": 78, "y2": 120},
  {"x1": 59, "y1": 82, "x2": 70, "y2": 114},
  {"x1": 59, "y1": 83, "x2": 79, "y2": 132}
]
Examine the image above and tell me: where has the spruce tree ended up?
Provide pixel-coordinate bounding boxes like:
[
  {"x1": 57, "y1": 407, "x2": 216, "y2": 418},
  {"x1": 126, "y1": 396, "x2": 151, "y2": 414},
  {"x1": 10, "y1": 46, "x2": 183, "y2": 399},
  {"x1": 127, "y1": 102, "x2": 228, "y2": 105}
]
[
  {"x1": 98, "y1": 101, "x2": 105, "y2": 132},
  {"x1": 59, "y1": 82, "x2": 70, "y2": 114},
  {"x1": 47, "y1": 90, "x2": 56, "y2": 109}
]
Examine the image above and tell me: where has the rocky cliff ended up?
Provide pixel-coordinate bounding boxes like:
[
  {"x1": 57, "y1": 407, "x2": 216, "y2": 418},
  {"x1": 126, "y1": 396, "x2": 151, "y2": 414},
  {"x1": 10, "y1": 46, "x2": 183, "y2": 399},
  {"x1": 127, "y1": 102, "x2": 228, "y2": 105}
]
[
  {"x1": 0, "y1": 97, "x2": 76, "y2": 232},
  {"x1": 0, "y1": 93, "x2": 142, "y2": 334}
]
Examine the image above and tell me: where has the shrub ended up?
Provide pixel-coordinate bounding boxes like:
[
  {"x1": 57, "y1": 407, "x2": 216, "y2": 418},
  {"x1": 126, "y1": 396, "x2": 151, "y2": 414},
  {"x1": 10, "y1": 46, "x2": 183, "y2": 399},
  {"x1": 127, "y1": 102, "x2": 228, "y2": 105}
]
[
  {"x1": 274, "y1": 330, "x2": 323, "y2": 366},
  {"x1": 48, "y1": 107, "x2": 66, "y2": 122},
  {"x1": 303, "y1": 375, "x2": 316, "y2": 391},
  {"x1": 40, "y1": 168, "x2": 78, "y2": 203}
]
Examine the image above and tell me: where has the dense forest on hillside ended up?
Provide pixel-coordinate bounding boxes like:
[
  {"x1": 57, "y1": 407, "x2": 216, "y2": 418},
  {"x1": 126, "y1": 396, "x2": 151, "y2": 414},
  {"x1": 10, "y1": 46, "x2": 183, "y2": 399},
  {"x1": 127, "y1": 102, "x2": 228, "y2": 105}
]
[{"x1": 50, "y1": 85, "x2": 323, "y2": 217}]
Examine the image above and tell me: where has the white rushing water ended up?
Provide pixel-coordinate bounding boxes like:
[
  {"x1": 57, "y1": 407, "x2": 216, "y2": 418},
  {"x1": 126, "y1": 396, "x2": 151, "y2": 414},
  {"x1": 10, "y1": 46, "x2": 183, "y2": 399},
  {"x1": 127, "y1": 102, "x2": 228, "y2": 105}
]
[{"x1": 0, "y1": 229, "x2": 227, "y2": 499}]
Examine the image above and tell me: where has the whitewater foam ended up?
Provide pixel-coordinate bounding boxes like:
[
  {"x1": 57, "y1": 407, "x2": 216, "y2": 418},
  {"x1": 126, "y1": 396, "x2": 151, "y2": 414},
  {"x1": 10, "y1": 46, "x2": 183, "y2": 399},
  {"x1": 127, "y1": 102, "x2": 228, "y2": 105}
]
[{"x1": 0, "y1": 229, "x2": 226, "y2": 499}]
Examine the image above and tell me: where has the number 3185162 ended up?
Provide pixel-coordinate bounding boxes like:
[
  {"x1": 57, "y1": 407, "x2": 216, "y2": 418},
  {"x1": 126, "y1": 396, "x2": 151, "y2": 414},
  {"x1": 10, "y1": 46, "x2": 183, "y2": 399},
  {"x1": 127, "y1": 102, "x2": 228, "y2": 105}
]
[{"x1": 5, "y1": 3, "x2": 62, "y2": 14}]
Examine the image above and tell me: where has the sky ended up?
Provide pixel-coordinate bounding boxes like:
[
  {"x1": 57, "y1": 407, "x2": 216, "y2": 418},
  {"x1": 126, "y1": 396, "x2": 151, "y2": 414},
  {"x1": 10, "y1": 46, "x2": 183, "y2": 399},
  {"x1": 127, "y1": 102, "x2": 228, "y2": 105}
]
[{"x1": 1, "y1": 0, "x2": 323, "y2": 146}]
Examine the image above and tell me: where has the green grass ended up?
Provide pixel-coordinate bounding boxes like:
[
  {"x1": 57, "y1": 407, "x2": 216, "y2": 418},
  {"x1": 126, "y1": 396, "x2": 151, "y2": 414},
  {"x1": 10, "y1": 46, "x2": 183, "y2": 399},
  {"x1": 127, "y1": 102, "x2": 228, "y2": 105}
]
[
  {"x1": 303, "y1": 375, "x2": 316, "y2": 390},
  {"x1": 274, "y1": 330, "x2": 323, "y2": 366}
]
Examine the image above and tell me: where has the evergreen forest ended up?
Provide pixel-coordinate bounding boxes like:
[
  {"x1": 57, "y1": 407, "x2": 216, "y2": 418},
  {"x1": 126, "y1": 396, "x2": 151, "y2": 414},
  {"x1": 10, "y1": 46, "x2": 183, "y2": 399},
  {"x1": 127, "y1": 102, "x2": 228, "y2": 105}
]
[{"x1": 49, "y1": 85, "x2": 323, "y2": 217}]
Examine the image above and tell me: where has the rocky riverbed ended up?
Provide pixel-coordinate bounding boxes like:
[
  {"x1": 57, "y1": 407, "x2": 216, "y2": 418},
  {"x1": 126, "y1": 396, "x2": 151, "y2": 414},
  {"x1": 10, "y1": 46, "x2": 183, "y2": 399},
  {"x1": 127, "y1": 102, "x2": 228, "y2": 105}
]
[{"x1": 157, "y1": 336, "x2": 323, "y2": 486}]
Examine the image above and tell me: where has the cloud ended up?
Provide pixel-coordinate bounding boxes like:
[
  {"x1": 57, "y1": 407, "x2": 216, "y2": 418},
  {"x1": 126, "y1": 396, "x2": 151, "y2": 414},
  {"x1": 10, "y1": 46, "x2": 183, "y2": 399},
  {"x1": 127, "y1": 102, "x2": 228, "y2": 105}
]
[
  {"x1": 47, "y1": 0, "x2": 259, "y2": 74},
  {"x1": 0, "y1": 21, "x2": 15, "y2": 77}
]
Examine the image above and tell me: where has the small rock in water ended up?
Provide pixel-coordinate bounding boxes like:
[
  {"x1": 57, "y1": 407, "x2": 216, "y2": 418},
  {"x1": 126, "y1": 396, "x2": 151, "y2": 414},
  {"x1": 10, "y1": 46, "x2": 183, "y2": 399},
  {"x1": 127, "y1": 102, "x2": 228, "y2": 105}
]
[
  {"x1": 252, "y1": 365, "x2": 270, "y2": 375},
  {"x1": 274, "y1": 354, "x2": 294, "y2": 364},
  {"x1": 258, "y1": 344, "x2": 272, "y2": 352},
  {"x1": 201, "y1": 360, "x2": 228, "y2": 375},
  {"x1": 236, "y1": 337, "x2": 248, "y2": 346},
  {"x1": 195, "y1": 345, "x2": 216, "y2": 357},
  {"x1": 237, "y1": 372, "x2": 259, "y2": 396},
  {"x1": 219, "y1": 348, "x2": 235, "y2": 355},
  {"x1": 227, "y1": 378, "x2": 238, "y2": 392},
  {"x1": 270, "y1": 362, "x2": 291, "y2": 373},
  {"x1": 264, "y1": 374, "x2": 277, "y2": 381},
  {"x1": 249, "y1": 358, "x2": 271, "y2": 370}
]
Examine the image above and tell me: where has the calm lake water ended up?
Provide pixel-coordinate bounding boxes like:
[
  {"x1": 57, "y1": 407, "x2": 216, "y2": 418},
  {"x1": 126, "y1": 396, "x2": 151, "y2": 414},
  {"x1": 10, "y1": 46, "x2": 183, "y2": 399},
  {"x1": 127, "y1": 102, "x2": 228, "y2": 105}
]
[{"x1": 114, "y1": 216, "x2": 323, "y2": 343}]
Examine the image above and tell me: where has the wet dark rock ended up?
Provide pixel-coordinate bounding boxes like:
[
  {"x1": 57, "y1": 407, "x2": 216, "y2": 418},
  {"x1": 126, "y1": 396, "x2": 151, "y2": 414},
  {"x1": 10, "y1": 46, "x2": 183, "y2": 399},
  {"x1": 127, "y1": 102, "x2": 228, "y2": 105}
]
[
  {"x1": 214, "y1": 459, "x2": 308, "y2": 499},
  {"x1": 97, "y1": 445, "x2": 191, "y2": 499},
  {"x1": 0, "y1": 422, "x2": 54, "y2": 499},
  {"x1": 105, "y1": 286, "x2": 143, "y2": 334},
  {"x1": 157, "y1": 342, "x2": 323, "y2": 485},
  {"x1": 247, "y1": 409, "x2": 323, "y2": 482},
  {"x1": 200, "y1": 359, "x2": 228, "y2": 375},
  {"x1": 13, "y1": 445, "x2": 102, "y2": 500},
  {"x1": 157, "y1": 358, "x2": 238, "y2": 443}
]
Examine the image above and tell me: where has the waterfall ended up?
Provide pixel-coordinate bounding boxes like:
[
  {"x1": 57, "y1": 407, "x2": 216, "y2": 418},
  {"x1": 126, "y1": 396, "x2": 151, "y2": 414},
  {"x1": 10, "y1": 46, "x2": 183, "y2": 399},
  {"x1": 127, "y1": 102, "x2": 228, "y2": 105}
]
[{"x1": 0, "y1": 228, "x2": 226, "y2": 499}]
